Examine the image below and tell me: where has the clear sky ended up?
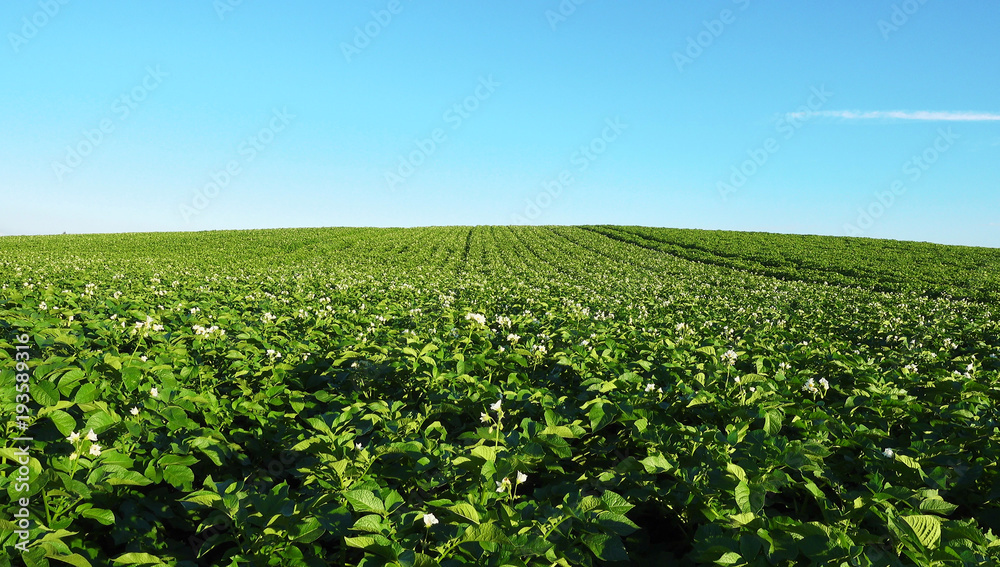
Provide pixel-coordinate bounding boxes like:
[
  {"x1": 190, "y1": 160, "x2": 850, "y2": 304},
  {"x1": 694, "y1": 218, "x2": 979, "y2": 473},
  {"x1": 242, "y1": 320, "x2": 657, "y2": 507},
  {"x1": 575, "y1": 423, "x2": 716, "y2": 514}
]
[{"x1": 2, "y1": 1, "x2": 998, "y2": 247}]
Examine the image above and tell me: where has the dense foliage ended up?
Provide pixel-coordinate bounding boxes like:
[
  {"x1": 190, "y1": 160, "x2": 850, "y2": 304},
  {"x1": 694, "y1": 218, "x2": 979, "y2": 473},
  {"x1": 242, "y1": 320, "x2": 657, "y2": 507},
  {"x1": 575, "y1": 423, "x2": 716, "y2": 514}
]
[{"x1": 1, "y1": 226, "x2": 998, "y2": 566}]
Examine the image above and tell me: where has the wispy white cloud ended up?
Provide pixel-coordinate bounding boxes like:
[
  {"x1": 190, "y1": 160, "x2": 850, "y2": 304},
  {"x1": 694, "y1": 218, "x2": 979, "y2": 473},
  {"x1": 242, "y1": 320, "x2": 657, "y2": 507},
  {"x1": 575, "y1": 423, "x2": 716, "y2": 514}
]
[{"x1": 786, "y1": 110, "x2": 1000, "y2": 122}]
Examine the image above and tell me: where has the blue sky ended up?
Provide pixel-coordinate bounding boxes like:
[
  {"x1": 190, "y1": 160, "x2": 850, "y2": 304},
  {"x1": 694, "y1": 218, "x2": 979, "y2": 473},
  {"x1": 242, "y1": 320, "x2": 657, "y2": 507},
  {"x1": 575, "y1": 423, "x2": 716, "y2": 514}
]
[{"x1": 2, "y1": 1, "x2": 998, "y2": 247}]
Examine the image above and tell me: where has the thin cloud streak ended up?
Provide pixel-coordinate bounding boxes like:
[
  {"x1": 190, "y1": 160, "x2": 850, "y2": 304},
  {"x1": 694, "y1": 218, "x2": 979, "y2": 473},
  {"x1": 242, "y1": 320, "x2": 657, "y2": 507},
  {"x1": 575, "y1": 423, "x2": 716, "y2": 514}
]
[{"x1": 786, "y1": 110, "x2": 1000, "y2": 122}]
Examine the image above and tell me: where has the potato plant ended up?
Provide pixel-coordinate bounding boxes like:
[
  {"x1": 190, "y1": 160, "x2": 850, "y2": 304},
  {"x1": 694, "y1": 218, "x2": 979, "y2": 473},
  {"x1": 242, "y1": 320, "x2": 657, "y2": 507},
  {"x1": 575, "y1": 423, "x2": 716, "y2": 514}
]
[{"x1": 0, "y1": 226, "x2": 998, "y2": 566}]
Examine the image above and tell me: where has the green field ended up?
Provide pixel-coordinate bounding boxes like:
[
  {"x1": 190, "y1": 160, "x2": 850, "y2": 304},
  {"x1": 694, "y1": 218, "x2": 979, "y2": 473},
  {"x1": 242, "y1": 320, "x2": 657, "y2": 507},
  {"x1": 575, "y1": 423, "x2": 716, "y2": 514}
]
[{"x1": 1, "y1": 226, "x2": 999, "y2": 566}]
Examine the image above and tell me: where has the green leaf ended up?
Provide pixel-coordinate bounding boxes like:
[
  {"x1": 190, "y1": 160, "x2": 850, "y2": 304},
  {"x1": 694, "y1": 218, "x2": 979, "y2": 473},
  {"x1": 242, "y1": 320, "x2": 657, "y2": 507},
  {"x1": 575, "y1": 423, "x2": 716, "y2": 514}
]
[
  {"x1": 163, "y1": 465, "x2": 194, "y2": 489},
  {"x1": 686, "y1": 391, "x2": 715, "y2": 407},
  {"x1": 579, "y1": 495, "x2": 603, "y2": 514},
  {"x1": 715, "y1": 551, "x2": 743, "y2": 565},
  {"x1": 343, "y1": 535, "x2": 400, "y2": 560},
  {"x1": 23, "y1": 547, "x2": 47, "y2": 567},
  {"x1": 121, "y1": 366, "x2": 142, "y2": 391},
  {"x1": 763, "y1": 411, "x2": 782, "y2": 435},
  {"x1": 902, "y1": 515, "x2": 942, "y2": 549},
  {"x1": 582, "y1": 533, "x2": 628, "y2": 561},
  {"x1": 38, "y1": 530, "x2": 77, "y2": 544},
  {"x1": 344, "y1": 489, "x2": 386, "y2": 516},
  {"x1": 84, "y1": 410, "x2": 115, "y2": 434},
  {"x1": 536, "y1": 434, "x2": 572, "y2": 458},
  {"x1": 99, "y1": 450, "x2": 133, "y2": 469},
  {"x1": 103, "y1": 353, "x2": 122, "y2": 370},
  {"x1": 158, "y1": 455, "x2": 199, "y2": 467},
  {"x1": 56, "y1": 370, "x2": 86, "y2": 396},
  {"x1": 306, "y1": 416, "x2": 336, "y2": 437},
  {"x1": 542, "y1": 408, "x2": 561, "y2": 427},
  {"x1": 601, "y1": 490, "x2": 633, "y2": 515},
  {"x1": 73, "y1": 383, "x2": 98, "y2": 404},
  {"x1": 289, "y1": 516, "x2": 324, "y2": 543},
  {"x1": 33, "y1": 380, "x2": 59, "y2": 406},
  {"x1": 640, "y1": 454, "x2": 673, "y2": 474},
  {"x1": 47, "y1": 410, "x2": 77, "y2": 437},
  {"x1": 803, "y1": 480, "x2": 825, "y2": 500},
  {"x1": 596, "y1": 512, "x2": 639, "y2": 536},
  {"x1": 895, "y1": 454, "x2": 922, "y2": 471},
  {"x1": 541, "y1": 425, "x2": 576, "y2": 439},
  {"x1": 460, "y1": 523, "x2": 511, "y2": 545},
  {"x1": 41, "y1": 537, "x2": 72, "y2": 555},
  {"x1": 46, "y1": 554, "x2": 93, "y2": 567},
  {"x1": 919, "y1": 497, "x2": 958, "y2": 516},
  {"x1": 470, "y1": 445, "x2": 499, "y2": 463},
  {"x1": 351, "y1": 514, "x2": 385, "y2": 533},
  {"x1": 182, "y1": 491, "x2": 222, "y2": 507},
  {"x1": 726, "y1": 463, "x2": 747, "y2": 483},
  {"x1": 38, "y1": 400, "x2": 75, "y2": 417},
  {"x1": 448, "y1": 502, "x2": 481, "y2": 524},
  {"x1": 105, "y1": 471, "x2": 152, "y2": 487},
  {"x1": 81, "y1": 508, "x2": 114, "y2": 525},
  {"x1": 588, "y1": 402, "x2": 609, "y2": 432},
  {"x1": 110, "y1": 552, "x2": 167, "y2": 565},
  {"x1": 383, "y1": 490, "x2": 404, "y2": 513},
  {"x1": 943, "y1": 519, "x2": 987, "y2": 545},
  {"x1": 735, "y1": 481, "x2": 752, "y2": 514}
]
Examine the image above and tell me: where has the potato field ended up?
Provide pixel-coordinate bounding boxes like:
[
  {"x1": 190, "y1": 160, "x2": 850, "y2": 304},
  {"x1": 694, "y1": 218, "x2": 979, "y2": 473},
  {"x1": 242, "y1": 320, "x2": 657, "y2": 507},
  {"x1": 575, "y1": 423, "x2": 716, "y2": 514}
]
[{"x1": 1, "y1": 226, "x2": 999, "y2": 566}]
